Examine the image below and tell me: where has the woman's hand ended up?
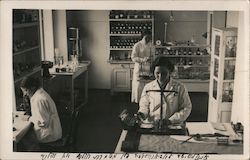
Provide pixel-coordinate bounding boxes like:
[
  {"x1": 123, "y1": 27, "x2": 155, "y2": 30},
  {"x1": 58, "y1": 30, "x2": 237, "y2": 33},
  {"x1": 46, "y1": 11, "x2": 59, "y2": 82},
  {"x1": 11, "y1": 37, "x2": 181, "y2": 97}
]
[
  {"x1": 21, "y1": 115, "x2": 30, "y2": 121},
  {"x1": 137, "y1": 112, "x2": 147, "y2": 121},
  {"x1": 143, "y1": 57, "x2": 150, "y2": 62},
  {"x1": 37, "y1": 120, "x2": 45, "y2": 127}
]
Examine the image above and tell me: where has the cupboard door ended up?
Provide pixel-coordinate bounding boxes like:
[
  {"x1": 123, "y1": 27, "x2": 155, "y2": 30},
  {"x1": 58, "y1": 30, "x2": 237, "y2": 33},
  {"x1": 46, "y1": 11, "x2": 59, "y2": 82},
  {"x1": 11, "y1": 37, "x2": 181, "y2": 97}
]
[{"x1": 112, "y1": 68, "x2": 130, "y2": 91}]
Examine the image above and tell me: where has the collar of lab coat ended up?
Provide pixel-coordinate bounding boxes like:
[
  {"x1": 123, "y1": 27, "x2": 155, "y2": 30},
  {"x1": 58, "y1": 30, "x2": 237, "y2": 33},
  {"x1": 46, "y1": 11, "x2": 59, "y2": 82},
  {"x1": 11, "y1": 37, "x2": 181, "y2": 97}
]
[
  {"x1": 151, "y1": 78, "x2": 176, "y2": 96},
  {"x1": 140, "y1": 39, "x2": 153, "y2": 47},
  {"x1": 30, "y1": 88, "x2": 43, "y2": 102}
]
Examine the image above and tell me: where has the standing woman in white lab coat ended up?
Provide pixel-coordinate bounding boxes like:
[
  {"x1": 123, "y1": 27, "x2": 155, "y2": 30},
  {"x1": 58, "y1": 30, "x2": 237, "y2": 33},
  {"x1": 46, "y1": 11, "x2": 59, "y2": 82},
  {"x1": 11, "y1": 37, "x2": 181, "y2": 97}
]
[
  {"x1": 131, "y1": 29, "x2": 155, "y2": 103},
  {"x1": 20, "y1": 76, "x2": 62, "y2": 150}
]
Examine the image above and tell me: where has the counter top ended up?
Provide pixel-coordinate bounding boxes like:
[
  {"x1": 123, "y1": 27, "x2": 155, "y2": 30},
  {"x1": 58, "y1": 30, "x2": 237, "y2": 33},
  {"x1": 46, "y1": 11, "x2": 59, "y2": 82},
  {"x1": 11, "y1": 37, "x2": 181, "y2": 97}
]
[
  {"x1": 49, "y1": 61, "x2": 91, "y2": 77},
  {"x1": 13, "y1": 112, "x2": 31, "y2": 143}
]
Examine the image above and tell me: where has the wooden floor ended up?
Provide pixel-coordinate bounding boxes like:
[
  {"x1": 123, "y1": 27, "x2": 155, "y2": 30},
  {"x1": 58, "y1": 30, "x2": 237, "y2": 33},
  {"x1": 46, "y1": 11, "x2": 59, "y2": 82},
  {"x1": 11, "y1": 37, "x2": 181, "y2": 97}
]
[{"x1": 73, "y1": 89, "x2": 208, "y2": 153}]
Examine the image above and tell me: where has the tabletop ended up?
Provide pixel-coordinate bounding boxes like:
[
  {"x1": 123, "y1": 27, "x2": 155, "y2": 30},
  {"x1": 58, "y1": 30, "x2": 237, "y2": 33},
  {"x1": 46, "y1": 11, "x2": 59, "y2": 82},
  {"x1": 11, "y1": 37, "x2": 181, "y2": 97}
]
[
  {"x1": 13, "y1": 113, "x2": 32, "y2": 143},
  {"x1": 115, "y1": 128, "x2": 243, "y2": 154}
]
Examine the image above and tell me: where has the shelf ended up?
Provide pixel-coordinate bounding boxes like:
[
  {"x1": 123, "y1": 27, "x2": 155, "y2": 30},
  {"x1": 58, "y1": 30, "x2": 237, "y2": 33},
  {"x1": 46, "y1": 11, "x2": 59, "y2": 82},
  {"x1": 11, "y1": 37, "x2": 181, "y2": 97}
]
[
  {"x1": 69, "y1": 38, "x2": 79, "y2": 41},
  {"x1": 14, "y1": 66, "x2": 41, "y2": 83},
  {"x1": 108, "y1": 60, "x2": 134, "y2": 64},
  {"x1": 176, "y1": 64, "x2": 209, "y2": 68},
  {"x1": 223, "y1": 80, "x2": 234, "y2": 83},
  {"x1": 158, "y1": 54, "x2": 210, "y2": 58},
  {"x1": 13, "y1": 22, "x2": 39, "y2": 29},
  {"x1": 110, "y1": 48, "x2": 133, "y2": 51},
  {"x1": 177, "y1": 79, "x2": 209, "y2": 83},
  {"x1": 13, "y1": 46, "x2": 40, "y2": 56},
  {"x1": 138, "y1": 78, "x2": 209, "y2": 83},
  {"x1": 224, "y1": 57, "x2": 236, "y2": 60},
  {"x1": 156, "y1": 45, "x2": 210, "y2": 48},
  {"x1": 214, "y1": 54, "x2": 220, "y2": 59},
  {"x1": 110, "y1": 33, "x2": 141, "y2": 36},
  {"x1": 109, "y1": 19, "x2": 153, "y2": 21}
]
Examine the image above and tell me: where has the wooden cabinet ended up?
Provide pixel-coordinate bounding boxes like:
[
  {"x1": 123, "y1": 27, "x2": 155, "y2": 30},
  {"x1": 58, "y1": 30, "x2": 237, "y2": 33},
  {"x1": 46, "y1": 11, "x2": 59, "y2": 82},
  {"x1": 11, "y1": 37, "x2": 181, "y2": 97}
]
[
  {"x1": 13, "y1": 9, "x2": 42, "y2": 110},
  {"x1": 111, "y1": 67, "x2": 131, "y2": 94},
  {"x1": 208, "y1": 27, "x2": 237, "y2": 123}
]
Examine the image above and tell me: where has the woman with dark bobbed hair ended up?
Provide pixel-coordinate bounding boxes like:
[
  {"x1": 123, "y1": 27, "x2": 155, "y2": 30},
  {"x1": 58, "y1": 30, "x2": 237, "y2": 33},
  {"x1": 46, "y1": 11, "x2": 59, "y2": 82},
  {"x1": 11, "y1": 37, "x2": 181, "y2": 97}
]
[
  {"x1": 20, "y1": 76, "x2": 62, "y2": 149},
  {"x1": 138, "y1": 56, "x2": 192, "y2": 127}
]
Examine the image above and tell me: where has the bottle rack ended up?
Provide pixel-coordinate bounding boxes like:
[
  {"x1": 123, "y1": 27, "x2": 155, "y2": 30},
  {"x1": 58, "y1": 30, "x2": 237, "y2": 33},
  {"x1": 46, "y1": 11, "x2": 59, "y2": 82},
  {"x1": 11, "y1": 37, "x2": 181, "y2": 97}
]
[
  {"x1": 109, "y1": 10, "x2": 154, "y2": 63},
  {"x1": 109, "y1": 10, "x2": 153, "y2": 19},
  {"x1": 110, "y1": 21, "x2": 152, "y2": 35},
  {"x1": 110, "y1": 37, "x2": 141, "y2": 49}
]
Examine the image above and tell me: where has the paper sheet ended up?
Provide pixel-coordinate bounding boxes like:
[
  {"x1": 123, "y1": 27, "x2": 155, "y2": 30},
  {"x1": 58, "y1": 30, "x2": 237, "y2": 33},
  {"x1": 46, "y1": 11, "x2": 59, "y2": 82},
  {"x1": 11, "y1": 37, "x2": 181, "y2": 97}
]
[{"x1": 186, "y1": 122, "x2": 215, "y2": 135}]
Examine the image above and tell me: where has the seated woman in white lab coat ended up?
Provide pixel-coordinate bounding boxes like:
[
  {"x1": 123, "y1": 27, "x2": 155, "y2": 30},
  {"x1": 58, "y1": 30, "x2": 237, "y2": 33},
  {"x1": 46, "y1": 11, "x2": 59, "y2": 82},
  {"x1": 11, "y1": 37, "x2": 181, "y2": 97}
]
[
  {"x1": 138, "y1": 57, "x2": 192, "y2": 127},
  {"x1": 20, "y1": 76, "x2": 62, "y2": 150}
]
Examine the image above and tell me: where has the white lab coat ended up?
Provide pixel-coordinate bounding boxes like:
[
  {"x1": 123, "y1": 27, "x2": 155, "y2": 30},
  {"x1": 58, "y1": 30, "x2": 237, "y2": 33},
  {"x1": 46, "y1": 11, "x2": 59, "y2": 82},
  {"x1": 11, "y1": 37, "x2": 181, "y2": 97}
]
[
  {"x1": 139, "y1": 79, "x2": 192, "y2": 124},
  {"x1": 131, "y1": 40, "x2": 155, "y2": 103},
  {"x1": 29, "y1": 88, "x2": 62, "y2": 143}
]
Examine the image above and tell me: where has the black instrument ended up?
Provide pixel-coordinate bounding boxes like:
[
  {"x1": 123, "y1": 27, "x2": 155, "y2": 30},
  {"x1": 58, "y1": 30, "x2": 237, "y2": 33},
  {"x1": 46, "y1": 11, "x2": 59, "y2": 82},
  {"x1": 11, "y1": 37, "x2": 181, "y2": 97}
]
[
  {"x1": 41, "y1": 61, "x2": 53, "y2": 78},
  {"x1": 119, "y1": 109, "x2": 186, "y2": 135}
]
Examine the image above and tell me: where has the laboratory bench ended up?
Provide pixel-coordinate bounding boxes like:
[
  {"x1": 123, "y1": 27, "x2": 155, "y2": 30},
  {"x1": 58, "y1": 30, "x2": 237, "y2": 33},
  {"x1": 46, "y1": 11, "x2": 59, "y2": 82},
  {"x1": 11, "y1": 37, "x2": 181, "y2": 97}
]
[{"x1": 115, "y1": 122, "x2": 243, "y2": 154}]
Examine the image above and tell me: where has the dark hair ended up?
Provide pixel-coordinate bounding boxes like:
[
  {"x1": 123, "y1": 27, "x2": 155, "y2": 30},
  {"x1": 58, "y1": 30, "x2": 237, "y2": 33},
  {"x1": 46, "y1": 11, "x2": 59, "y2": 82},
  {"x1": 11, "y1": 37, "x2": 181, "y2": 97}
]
[
  {"x1": 20, "y1": 76, "x2": 41, "y2": 91},
  {"x1": 151, "y1": 56, "x2": 175, "y2": 73},
  {"x1": 141, "y1": 29, "x2": 152, "y2": 38}
]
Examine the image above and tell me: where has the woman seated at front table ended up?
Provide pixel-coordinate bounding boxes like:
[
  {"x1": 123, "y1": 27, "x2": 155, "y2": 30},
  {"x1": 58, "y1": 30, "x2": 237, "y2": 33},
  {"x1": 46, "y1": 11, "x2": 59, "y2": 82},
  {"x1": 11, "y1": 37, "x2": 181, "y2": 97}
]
[
  {"x1": 137, "y1": 57, "x2": 192, "y2": 127},
  {"x1": 20, "y1": 76, "x2": 62, "y2": 150}
]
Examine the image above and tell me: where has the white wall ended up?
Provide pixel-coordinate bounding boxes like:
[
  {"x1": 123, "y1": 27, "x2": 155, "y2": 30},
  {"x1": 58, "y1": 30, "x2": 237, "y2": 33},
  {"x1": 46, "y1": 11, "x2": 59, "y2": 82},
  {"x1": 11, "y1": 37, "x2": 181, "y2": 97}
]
[
  {"x1": 67, "y1": 10, "x2": 112, "y2": 89},
  {"x1": 154, "y1": 11, "x2": 208, "y2": 45},
  {"x1": 226, "y1": 11, "x2": 239, "y2": 28},
  {"x1": 53, "y1": 10, "x2": 68, "y2": 64},
  {"x1": 213, "y1": 11, "x2": 226, "y2": 28},
  {"x1": 42, "y1": 10, "x2": 54, "y2": 62},
  {"x1": 231, "y1": 11, "x2": 248, "y2": 125}
]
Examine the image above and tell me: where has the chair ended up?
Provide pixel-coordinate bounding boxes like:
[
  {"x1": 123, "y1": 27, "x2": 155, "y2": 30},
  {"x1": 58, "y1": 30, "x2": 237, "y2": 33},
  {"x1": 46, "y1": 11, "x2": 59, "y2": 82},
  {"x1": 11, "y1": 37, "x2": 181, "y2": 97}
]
[{"x1": 39, "y1": 109, "x2": 80, "y2": 152}]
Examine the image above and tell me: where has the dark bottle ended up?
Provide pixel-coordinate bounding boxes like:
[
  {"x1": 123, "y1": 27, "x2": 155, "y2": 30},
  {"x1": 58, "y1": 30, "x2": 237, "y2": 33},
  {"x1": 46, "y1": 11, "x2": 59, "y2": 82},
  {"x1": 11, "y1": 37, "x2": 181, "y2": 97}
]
[
  {"x1": 188, "y1": 48, "x2": 192, "y2": 55},
  {"x1": 110, "y1": 10, "x2": 115, "y2": 19},
  {"x1": 183, "y1": 48, "x2": 187, "y2": 55},
  {"x1": 196, "y1": 48, "x2": 201, "y2": 55}
]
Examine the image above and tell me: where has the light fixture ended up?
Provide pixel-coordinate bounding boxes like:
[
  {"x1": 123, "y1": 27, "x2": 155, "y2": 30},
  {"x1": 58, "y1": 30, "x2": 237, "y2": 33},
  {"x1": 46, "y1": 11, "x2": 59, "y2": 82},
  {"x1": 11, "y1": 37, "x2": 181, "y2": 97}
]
[{"x1": 169, "y1": 11, "x2": 174, "y2": 22}]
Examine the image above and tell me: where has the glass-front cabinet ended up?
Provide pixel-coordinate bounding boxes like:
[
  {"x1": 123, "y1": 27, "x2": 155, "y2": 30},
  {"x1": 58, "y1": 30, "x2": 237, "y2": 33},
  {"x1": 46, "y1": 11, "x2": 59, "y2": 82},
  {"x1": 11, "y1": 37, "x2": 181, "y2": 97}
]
[
  {"x1": 13, "y1": 9, "x2": 42, "y2": 111},
  {"x1": 208, "y1": 27, "x2": 237, "y2": 123}
]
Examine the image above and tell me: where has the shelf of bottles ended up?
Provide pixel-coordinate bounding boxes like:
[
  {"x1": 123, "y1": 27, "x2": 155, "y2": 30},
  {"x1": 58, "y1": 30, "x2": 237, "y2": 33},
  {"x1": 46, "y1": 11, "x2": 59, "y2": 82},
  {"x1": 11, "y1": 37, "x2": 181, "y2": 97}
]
[
  {"x1": 156, "y1": 44, "x2": 210, "y2": 80},
  {"x1": 109, "y1": 10, "x2": 154, "y2": 63},
  {"x1": 13, "y1": 9, "x2": 41, "y2": 111},
  {"x1": 13, "y1": 9, "x2": 41, "y2": 83}
]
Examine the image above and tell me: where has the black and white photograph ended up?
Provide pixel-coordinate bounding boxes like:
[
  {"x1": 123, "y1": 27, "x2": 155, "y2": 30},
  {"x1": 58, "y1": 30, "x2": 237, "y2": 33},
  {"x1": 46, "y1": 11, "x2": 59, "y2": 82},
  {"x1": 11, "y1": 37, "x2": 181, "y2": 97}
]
[{"x1": 0, "y1": 1, "x2": 249, "y2": 160}]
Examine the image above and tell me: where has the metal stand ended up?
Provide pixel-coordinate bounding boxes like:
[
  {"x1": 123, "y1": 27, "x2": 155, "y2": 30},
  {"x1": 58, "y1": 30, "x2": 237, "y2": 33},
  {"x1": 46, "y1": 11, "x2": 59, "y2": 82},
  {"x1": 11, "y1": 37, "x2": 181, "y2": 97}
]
[{"x1": 145, "y1": 89, "x2": 178, "y2": 133}]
